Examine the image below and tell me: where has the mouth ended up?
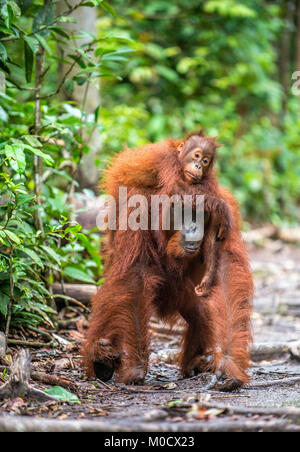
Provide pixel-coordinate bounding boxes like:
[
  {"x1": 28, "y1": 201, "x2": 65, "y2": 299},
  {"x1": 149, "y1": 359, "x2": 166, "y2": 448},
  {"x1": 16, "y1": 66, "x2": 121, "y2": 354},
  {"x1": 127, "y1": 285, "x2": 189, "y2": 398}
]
[
  {"x1": 185, "y1": 171, "x2": 201, "y2": 183},
  {"x1": 182, "y1": 243, "x2": 200, "y2": 255}
]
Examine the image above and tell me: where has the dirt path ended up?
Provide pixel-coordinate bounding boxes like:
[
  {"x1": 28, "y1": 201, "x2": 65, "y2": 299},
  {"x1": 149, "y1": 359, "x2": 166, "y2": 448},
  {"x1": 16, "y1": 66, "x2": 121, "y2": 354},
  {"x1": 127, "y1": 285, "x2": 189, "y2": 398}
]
[{"x1": 0, "y1": 242, "x2": 300, "y2": 432}]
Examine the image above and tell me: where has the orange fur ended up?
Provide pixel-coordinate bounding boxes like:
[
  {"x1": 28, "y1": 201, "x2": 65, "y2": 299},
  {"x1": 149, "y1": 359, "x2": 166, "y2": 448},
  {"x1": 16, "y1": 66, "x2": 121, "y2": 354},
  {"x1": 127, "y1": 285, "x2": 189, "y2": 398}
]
[{"x1": 82, "y1": 136, "x2": 253, "y2": 388}]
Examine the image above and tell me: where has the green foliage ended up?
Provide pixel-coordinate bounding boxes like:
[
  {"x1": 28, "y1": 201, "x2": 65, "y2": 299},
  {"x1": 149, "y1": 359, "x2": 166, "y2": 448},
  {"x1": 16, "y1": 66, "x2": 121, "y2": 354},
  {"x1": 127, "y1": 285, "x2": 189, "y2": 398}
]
[
  {"x1": 99, "y1": 0, "x2": 300, "y2": 224},
  {"x1": 0, "y1": 1, "x2": 129, "y2": 332}
]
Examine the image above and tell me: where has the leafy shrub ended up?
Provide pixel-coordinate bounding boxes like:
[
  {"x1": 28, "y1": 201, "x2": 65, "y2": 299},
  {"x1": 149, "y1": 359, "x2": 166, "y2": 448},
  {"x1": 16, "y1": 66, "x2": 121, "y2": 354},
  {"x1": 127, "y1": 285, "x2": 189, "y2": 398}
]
[{"x1": 0, "y1": 0, "x2": 128, "y2": 336}]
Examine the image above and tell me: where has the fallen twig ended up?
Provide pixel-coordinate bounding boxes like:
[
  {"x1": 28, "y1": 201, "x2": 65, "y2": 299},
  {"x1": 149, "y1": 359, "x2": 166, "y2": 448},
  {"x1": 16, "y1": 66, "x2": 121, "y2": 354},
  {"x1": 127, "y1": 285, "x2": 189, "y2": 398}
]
[
  {"x1": 150, "y1": 323, "x2": 184, "y2": 336},
  {"x1": 190, "y1": 401, "x2": 300, "y2": 425},
  {"x1": 0, "y1": 415, "x2": 297, "y2": 432},
  {"x1": 27, "y1": 326, "x2": 54, "y2": 343},
  {"x1": 51, "y1": 283, "x2": 97, "y2": 305},
  {"x1": 7, "y1": 339, "x2": 52, "y2": 348},
  {"x1": 57, "y1": 317, "x2": 82, "y2": 329},
  {"x1": 166, "y1": 399, "x2": 300, "y2": 427},
  {"x1": 31, "y1": 372, "x2": 75, "y2": 390},
  {"x1": 52, "y1": 293, "x2": 90, "y2": 311},
  {"x1": 249, "y1": 376, "x2": 300, "y2": 389},
  {"x1": 95, "y1": 379, "x2": 115, "y2": 391}
]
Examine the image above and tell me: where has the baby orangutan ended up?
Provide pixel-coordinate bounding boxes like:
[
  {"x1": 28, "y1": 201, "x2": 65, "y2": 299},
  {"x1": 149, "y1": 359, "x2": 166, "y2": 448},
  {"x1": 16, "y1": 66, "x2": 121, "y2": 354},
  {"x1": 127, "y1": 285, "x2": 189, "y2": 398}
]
[{"x1": 177, "y1": 133, "x2": 230, "y2": 298}]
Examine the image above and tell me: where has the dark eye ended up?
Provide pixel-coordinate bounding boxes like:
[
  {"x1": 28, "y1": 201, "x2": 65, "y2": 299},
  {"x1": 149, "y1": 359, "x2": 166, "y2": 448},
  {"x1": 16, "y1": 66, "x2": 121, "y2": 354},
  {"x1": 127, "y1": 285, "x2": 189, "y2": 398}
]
[
  {"x1": 194, "y1": 153, "x2": 200, "y2": 158},
  {"x1": 202, "y1": 158, "x2": 209, "y2": 166}
]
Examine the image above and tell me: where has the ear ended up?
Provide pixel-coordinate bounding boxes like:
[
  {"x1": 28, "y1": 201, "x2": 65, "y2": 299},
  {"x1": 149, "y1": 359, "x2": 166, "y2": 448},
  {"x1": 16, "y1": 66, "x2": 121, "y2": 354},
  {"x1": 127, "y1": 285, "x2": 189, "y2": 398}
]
[
  {"x1": 177, "y1": 142, "x2": 184, "y2": 154},
  {"x1": 210, "y1": 136, "x2": 223, "y2": 149}
]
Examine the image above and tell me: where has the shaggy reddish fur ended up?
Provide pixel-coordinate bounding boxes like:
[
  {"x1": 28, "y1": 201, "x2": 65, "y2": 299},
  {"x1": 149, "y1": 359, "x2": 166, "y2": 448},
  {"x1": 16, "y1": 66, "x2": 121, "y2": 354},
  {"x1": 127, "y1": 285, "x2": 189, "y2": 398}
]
[{"x1": 82, "y1": 137, "x2": 253, "y2": 388}]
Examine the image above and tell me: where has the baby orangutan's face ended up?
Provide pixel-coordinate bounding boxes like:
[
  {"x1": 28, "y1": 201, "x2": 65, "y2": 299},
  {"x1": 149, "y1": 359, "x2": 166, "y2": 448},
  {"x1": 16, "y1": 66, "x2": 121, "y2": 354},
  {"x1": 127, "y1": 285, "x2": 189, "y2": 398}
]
[{"x1": 179, "y1": 136, "x2": 216, "y2": 184}]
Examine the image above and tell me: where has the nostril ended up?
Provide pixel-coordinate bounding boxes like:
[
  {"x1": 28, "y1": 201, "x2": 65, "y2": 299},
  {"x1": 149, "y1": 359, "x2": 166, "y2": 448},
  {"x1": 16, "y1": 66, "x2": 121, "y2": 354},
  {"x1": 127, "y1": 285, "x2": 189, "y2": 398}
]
[
  {"x1": 183, "y1": 222, "x2": 204, "y2": 243},
  {"x1": 184, "y1": 227, "x2": 195, "y2": 236}
]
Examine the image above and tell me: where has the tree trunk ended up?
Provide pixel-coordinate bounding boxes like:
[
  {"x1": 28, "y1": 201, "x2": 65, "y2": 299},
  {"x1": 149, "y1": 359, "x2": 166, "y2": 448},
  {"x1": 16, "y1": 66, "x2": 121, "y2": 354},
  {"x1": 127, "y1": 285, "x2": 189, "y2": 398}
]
[
  {"x1": 0, "y1": 72, "x2": 5, "y2": 93},
  {"x1": 279, "y1": 1, "x2": 295, "y2": 119},
  {"x1": 57, "y1": 1, "x2": 100, "y2": 190}
]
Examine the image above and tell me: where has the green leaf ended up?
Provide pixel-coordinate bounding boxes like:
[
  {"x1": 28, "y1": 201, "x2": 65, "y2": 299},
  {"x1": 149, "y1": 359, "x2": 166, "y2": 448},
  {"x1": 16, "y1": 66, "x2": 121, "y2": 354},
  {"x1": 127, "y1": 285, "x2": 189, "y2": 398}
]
[
  {"x1": 16, "y1": 193, "x2": 35, "y2": 206},
  {"x1": 23, "y1": 135, "x2": 42, "y2": 148},
  {"x1": 40, "y1": 245, "x2": 61, "y2": 265},
  {"x1": 17, "y1": 0, "x2": 33, "y2": 14},
  {"x1": 100, "y1": 1, "x2": 116, "y2": 18},
  {"x1": 168, "y1": 399, "x2": 183, "y2": 408},
  {"x1": 0, "y1": 293, "x2": 9, "y2": 317},
  {"x1": 204, "y1": 0, "x2": 256, "y2": 18},
  {"x1": 35, "y1": 33, "x2": 52, "y2": 55},
  {"x1": 82, "y1": 0, "x2": 100, "y2": 6},
  {"x1": 23, "y1": 144, "x2": 54, "y2": 166},
  {"x1": 0, "y1": 42, "x2": 7, "y2": 62},
  {"x1": 0, "y1": 60, "x2": 10, "y2": 75},
  {"x1": 4, "y1": 229, "x2": 21, "y2": 244},
  {"x1": 63, "y1": 266, "x2": 95, "y2": 284},
  {"x1": 44, "y1": 386, "x2": 80, "y2": 404},
  {"x1": 24, "y1": 39, "x2": 34, "y2": 83},
  {"x1": 100, "y1": 48, "x2": 134, "y2": 60},
  {"x1": 0, "y1": 105, "x2": 8, "y2": 122},
  {"x1": 0, "y1": 4, "x2": 10, "y2": 28},
  {"x1": 74, "y1": 76, "x2": 87, "y2": 86},
  {"x1": 0, "y1": 230, "x2": 8, "y2": 245},
  {"x1": 51, "y1": 26, "x2": 69, "y2": 39},
  {"x1": 4, "y1": 144, "x2": 26, "y2": 173},
  {"x1": 78, "y1": 233, "x2": 101, "y2": 268},
  {"x1": 94, "y1": 104, "x2": 100, "y2": 122},
  {"x1": 22, "y1": 247, "x2": 44, "y2": 269},
  {"x1": 7, "y1": 1, "x2": 21, "y2": 18},
  {"x1": 64, "y1": 78, "x2": 74, "y2": 95},
  {"x1": 155, "y1": 65, "x2": 179, "y2": 83},
  {"x1": 32, "y1": 2, "x2": 55, "y2": 37}
]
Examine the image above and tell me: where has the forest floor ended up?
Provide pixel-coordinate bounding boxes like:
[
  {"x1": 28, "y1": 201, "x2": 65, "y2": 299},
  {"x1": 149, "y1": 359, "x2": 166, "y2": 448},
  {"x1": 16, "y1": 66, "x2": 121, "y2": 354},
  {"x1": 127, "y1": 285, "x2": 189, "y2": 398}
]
[{"x1": 0, "y1": 239, "x2": 300, "y2": 432}]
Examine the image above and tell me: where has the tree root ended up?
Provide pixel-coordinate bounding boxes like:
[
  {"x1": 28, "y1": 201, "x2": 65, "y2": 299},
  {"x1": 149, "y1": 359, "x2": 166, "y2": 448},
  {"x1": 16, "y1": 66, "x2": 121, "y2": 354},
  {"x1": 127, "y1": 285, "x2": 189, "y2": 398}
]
[{"x1": 0, "y1": 349, "x2": 57, "y2": 402}]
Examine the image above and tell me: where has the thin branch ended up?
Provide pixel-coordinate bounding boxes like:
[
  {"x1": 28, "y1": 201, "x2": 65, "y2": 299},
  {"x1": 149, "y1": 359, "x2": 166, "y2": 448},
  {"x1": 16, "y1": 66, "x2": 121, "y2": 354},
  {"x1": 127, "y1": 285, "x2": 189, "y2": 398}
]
[
  {"x1": 38, "y1": 58, "x2": 77, "y2": 100},
  {"x1": 4, "y1": 243, "x2": 14, "y2": 354},
  {"x1": 33, "y1": 45, "x2": 45, "y2": 232}
]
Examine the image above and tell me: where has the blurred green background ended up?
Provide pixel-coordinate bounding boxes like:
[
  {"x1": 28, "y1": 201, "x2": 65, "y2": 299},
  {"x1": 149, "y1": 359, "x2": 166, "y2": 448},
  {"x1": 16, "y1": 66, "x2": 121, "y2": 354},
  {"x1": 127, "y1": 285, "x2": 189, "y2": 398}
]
[{"x1": 99, "y1": 0, "x2": 300, "y2": 225}]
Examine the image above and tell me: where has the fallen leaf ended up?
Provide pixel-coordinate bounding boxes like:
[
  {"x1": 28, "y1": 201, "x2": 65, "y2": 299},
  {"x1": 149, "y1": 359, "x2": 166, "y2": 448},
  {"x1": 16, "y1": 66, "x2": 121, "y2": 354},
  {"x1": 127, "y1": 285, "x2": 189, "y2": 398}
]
[
  {"x1": 164, "y1": 382, "x2": 177, "y2": 390},
  {"x1": 69, "y1": 330, "x2": 84, "y2": 342},
  {"x1": 44, "y1": 386, "x2": 80, "y2": 404},
  {"x1": 187, "y1": 404, "x2": 224, "y2": 420},
  {"x1": 10, "y1": 397, "x2": 26, "y2": 412},
  {"x1": 54, "y1": 358, "x2": 70, "y2": 370}
]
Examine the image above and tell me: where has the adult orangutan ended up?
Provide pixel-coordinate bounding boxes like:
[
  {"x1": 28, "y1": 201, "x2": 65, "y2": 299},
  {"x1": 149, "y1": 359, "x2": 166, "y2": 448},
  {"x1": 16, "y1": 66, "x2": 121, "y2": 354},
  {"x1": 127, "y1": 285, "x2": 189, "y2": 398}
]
[{"x1": 82, "y1": 132, "x2": 253, "y2": 391}]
